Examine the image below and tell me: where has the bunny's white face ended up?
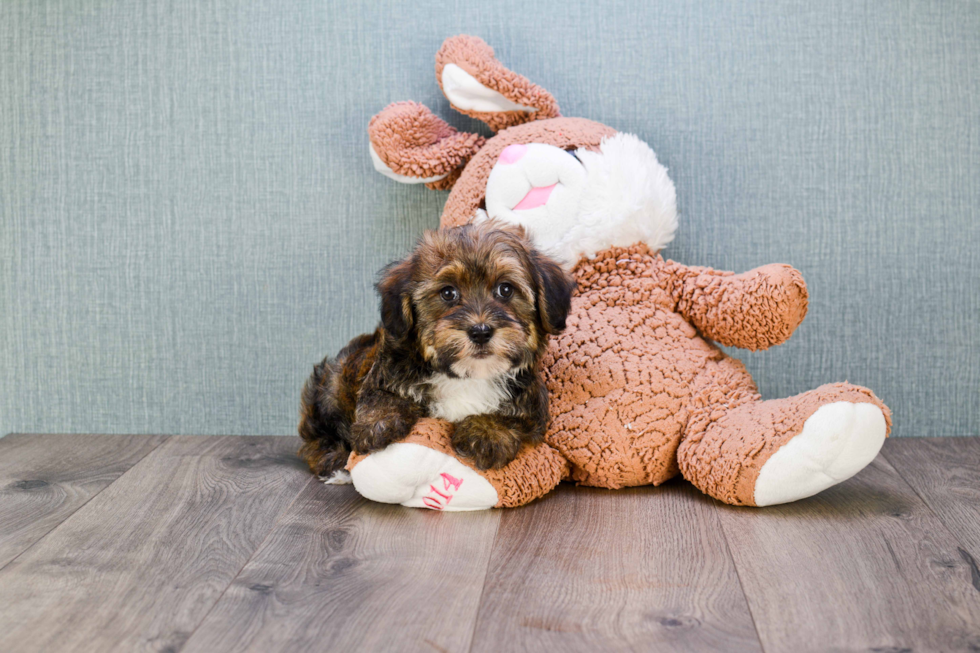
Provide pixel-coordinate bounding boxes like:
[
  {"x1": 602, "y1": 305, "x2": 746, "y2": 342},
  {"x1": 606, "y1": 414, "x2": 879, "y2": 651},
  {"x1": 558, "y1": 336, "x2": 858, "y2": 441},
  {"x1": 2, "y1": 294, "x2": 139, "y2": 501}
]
[
  {"x1": 481, "y1": 133, "x2": 679, "y2": 269},
  {"x1": 484, "y1": 143, "x2": 588, "y2": 259}
]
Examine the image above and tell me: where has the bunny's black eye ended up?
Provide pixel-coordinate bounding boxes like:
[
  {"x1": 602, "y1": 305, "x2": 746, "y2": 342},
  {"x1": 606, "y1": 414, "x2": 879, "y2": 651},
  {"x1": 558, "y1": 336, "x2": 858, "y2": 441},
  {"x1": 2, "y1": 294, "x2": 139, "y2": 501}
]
[
  {"x1": 440, "y1": 286, "x2": 459, "y2": 302},
  {"x1": 495, "y1": 282, "x2": 514, "y2": 300}
]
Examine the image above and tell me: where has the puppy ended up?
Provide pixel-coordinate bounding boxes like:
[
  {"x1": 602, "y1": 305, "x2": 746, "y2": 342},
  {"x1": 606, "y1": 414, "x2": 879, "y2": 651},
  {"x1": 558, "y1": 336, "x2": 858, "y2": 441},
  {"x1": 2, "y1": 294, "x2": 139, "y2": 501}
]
[{"x1": 298, "y1": 220, "x2": 576, "y2": 480}]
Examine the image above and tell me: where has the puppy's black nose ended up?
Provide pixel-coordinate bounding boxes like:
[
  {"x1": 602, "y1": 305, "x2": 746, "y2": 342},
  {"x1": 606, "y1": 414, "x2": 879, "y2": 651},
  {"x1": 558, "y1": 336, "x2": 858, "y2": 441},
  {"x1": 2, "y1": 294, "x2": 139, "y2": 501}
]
[{"x1": 467, "y1": 323, "x2": 494, "y2": 345}]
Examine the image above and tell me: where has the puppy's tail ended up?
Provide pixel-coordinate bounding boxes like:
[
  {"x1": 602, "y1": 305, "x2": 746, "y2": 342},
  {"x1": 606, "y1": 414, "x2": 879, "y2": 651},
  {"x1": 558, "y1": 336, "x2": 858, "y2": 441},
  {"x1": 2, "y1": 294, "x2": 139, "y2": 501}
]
[{"x1": 298, "y1": 356, "x2": 352, "y2": 479}]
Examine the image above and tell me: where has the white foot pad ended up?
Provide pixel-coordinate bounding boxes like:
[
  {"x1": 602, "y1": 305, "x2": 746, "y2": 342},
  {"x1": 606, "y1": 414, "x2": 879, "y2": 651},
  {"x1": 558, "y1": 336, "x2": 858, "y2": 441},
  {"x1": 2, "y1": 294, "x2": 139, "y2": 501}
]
[
  {"x1": 349, "y1": 443, "x2": 499, "y2": 511},
  {"x1": 754, "y1": 401, "x2": 887, "y2": 507}
]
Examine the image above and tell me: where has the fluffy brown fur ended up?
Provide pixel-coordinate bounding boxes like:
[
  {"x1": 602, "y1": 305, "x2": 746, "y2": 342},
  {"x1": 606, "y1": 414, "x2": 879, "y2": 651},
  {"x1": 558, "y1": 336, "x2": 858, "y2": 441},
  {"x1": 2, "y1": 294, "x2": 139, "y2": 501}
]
[{"x1": 299, "y1": 220, "x2": 575, "y2": 475}]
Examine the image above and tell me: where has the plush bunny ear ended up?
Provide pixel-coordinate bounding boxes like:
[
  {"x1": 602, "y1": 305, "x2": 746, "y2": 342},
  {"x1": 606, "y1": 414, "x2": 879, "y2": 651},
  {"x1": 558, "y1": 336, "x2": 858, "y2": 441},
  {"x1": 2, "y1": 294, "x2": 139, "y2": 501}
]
[
  {"x1": 368, "y1": 101, "x2": 486, "y2": 190},
  {"x1": 436, "y1": 35, "x2": 561, "y2": 132}
]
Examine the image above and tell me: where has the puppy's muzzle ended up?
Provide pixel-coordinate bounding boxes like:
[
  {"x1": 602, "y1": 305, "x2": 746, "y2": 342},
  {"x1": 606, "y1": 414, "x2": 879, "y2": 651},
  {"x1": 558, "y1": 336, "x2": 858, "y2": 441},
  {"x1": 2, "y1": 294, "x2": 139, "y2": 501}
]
[{"x1": 467, "y1": 323, "x2": 494, "y2": 345}]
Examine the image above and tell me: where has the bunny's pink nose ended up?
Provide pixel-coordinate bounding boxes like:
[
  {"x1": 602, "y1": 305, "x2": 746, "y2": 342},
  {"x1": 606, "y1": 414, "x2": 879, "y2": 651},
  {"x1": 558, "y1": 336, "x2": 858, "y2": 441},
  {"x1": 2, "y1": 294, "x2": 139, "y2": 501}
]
[{"x1": 498, "y1": 144, "x2": 527, "y2": 165}]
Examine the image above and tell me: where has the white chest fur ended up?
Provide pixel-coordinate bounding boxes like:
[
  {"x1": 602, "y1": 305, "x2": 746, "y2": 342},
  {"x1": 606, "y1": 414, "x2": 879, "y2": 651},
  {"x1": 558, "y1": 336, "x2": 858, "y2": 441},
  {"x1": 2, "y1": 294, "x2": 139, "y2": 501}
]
[{"x1": 427, "y1": 373, "x2": 512, "y2": 422}]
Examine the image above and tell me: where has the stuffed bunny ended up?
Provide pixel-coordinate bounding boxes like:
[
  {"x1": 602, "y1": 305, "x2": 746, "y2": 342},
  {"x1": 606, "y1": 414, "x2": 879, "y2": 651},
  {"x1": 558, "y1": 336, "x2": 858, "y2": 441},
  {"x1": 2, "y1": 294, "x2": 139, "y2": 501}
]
[{"x1": 344, "y1": 35, "x2": 890, "y2": 511}]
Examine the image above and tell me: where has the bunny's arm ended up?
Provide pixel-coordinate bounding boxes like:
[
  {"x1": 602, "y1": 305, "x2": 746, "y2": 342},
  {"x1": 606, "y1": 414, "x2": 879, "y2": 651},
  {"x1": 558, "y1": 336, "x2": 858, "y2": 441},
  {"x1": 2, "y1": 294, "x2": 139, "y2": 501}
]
[{"x1": 661, "y1": 259, "x2": 809, "y2": 351}]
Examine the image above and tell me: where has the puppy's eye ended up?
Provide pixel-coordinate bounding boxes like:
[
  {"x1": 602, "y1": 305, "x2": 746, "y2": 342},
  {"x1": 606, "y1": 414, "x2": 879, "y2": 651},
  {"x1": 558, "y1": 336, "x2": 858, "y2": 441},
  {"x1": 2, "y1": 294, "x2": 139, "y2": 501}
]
[
  {"x1": 439, "y1": 286, "x2": 459, "y2": 302},
  {"x1": 495, "y1": 282, "x2": 515, "y2": 300}
]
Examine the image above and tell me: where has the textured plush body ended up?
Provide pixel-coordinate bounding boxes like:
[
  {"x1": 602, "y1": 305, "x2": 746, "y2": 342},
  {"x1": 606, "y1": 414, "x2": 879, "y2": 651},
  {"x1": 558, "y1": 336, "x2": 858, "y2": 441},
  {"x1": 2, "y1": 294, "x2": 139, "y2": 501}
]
[
  {"x1": 543, "y1": 244, "x2": 888, "y2": 504},
  {"x1": 341, "y1": 35, "x2": 892, "y2": 510}
]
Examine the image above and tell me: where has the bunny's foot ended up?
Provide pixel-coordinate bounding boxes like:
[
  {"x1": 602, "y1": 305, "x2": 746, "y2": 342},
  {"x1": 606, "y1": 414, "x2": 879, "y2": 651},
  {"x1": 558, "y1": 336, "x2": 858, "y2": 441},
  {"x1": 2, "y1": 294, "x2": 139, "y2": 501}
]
[
  {"x1": 347, "y1": 418, "x2": 569, "y2": 511},
  {"x1": 679, "y1": 383, "x2": 890, "y2": 506}
]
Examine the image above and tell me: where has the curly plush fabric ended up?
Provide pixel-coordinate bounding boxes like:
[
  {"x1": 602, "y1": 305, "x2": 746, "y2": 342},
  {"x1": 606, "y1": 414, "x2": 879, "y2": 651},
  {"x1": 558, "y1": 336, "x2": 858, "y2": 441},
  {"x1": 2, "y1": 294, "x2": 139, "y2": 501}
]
[
  {"x1": 670, "y1": 263, "x2": 809, "y2": 351},
  {"x1": 435, "y1": 35, "x2": 561, "y2": 132},
  {"x1": 484, "y1": 440, "x2": 570, "y2": 508},
  {"x1": 367, "y1": 101, "x2": 485, "y2": 189},
  {"x1": 541, "y1": 245, "x2": 888, "y2": 495},
  {"x1": 678, "y1": 383, "x2": 892, "y2": 505}
]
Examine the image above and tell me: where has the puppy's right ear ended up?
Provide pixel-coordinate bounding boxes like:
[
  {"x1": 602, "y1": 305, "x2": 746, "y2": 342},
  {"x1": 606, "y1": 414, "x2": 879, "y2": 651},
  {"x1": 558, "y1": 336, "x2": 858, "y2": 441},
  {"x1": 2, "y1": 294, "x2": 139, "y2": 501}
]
[
  {"x1": 376, "y1": 257, "x2": 415, "y2": 339},
  {"x1": 530, "y1": 250, "x2": 577, "y2": 335}
]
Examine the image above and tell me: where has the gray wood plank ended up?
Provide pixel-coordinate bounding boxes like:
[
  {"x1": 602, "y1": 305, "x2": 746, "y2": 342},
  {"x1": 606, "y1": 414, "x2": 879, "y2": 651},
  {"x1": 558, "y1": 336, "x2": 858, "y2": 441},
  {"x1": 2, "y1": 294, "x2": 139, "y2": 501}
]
[
  {"x1": 0, "y1": 433, "x2": 169, "y2": 569},
  {"x1": 0, "y1": 435, "x2": 310, "y2": 653},
  {"x1": 469, "y1": 483, "x2": 762, "y2": 653},
  {"x1": 718, "y1": 452, "x2": 980, "y2": 653},
  {"x1": 883, "y1": 437, "x2": 980, "y2": 560},
  {"x1": 182, "y1": 482, "x2": 501, "y2": 653}
]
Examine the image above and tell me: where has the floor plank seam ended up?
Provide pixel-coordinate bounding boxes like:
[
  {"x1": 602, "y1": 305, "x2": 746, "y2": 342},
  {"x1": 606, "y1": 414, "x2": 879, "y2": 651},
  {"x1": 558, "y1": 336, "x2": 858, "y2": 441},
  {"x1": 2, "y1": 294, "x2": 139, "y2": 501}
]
[
  {"x1": 879, "y1": 448, "x2": 926, "y2": 503},
  {"x1": 715, "y1": 509, "x2": 768, "y2": 653},
  {"x1": 178, "y1": 475, "x2": 318, "y2": 652},
  {"x1": 464, "y1": 508, "x2": 505, "y2": 653},
  {"x1": 879, "y1": 447, "x2": 973, "y2": 558},
  {"x1": 0, "y1": 434, "x2": 172, "y2": 575}
]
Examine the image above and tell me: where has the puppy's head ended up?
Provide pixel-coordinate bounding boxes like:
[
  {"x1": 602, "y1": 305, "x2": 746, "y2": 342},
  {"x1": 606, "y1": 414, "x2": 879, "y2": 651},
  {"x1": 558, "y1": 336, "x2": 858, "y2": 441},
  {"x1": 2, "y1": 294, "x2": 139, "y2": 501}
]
[{"x1": 377, "y1": 220, "x2": 576, "y2": 379}]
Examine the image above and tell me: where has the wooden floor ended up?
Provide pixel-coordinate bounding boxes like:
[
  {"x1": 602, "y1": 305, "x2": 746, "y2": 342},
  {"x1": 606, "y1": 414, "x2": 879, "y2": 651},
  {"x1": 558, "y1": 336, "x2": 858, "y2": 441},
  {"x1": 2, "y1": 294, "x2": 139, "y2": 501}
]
[{"x1": 1, "y1": 436, "x2": 979, "y2": 652}]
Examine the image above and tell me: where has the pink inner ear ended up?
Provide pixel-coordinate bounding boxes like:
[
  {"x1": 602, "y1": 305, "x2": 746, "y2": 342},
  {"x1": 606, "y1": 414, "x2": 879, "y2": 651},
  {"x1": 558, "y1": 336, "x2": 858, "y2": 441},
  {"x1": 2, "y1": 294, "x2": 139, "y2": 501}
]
[
  {"x1": 498, "y1": 144, "x2": 527, "y2": 165},
  {"x1": 514, "y1": 183, "x2": 557, "y2": 211}
]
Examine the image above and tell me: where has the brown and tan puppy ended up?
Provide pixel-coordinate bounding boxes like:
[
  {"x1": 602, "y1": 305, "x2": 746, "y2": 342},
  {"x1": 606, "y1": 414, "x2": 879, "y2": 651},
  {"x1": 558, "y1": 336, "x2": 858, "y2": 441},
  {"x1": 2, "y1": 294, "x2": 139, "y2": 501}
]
[{"x1": 298, "y1": 220, "x2": 575, "y2": 481}]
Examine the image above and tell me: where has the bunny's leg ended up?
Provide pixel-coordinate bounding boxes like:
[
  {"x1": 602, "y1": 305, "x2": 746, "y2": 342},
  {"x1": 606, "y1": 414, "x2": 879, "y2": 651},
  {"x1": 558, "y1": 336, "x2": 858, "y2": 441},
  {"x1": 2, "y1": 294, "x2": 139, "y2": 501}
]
[
  {"x1": 678, "y1": 361, "x2": 890, "y2": 506},
  {"x1": 347, "y1": 418, "x2": 569, "y2": 511}
]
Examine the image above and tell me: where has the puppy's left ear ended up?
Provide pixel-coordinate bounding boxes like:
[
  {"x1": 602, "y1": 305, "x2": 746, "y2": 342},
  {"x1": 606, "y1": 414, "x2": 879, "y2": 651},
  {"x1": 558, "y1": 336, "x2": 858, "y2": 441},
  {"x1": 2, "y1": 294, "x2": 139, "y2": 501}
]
[
  {"x1": 376, "y1": 257, "x2": 415, "y2": 339},
  {"x1": 531, "y1": 252, "x2": 576, "y2": 334}
]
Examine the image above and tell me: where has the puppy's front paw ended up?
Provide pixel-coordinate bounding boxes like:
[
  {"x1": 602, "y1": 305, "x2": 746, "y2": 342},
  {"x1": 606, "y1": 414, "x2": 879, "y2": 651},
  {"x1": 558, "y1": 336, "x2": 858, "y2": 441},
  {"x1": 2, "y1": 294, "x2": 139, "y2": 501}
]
[
  {"x1": 350, "y1": 415, "x2": 414, "y2": 454},
  {"x1": 452, "y1": 417, "x2": 522, "y2": 470}
]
